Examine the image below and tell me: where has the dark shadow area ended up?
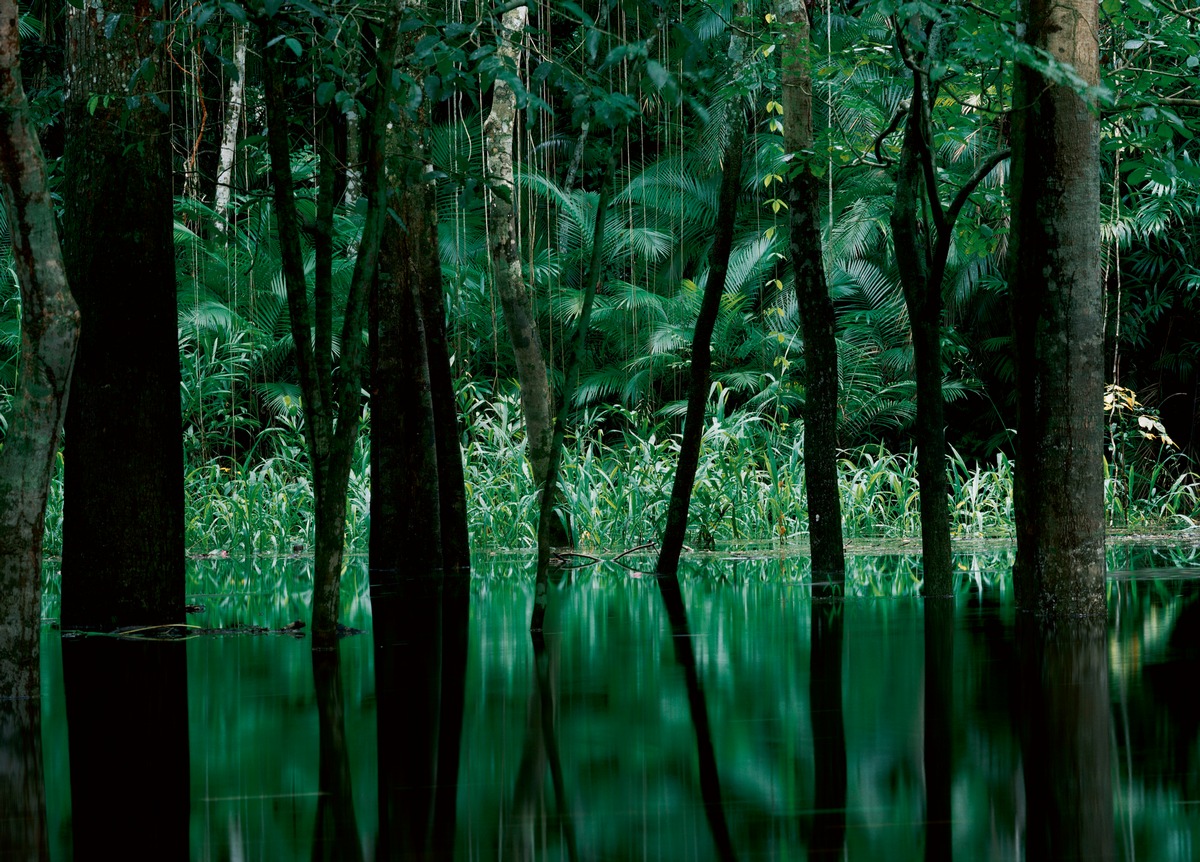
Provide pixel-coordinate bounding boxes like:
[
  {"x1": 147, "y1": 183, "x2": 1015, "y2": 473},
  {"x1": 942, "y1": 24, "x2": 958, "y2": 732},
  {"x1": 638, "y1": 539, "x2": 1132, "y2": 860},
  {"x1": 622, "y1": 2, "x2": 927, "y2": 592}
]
[
  {"x1": 656, "y1": 572, "x2": 738, "y2": 862},
  {"x1": 311, "y1": 647, "x2": 363, "y2": 861},
  {"x1": 372, "y1": 570, "x2": 469, "y2": 860},
  {"x1": 924, "y1": 596, "x2": 954, "y2": 862},
  {"x1": 1016, "y1": 614, "x2": 1113, "y2": 861},
  {"x1": 0, "y1": 697, "x2": 48, "y2": 860},
  {"x1": 62, "y1": 636, "x2": 189, "y2": 859}
]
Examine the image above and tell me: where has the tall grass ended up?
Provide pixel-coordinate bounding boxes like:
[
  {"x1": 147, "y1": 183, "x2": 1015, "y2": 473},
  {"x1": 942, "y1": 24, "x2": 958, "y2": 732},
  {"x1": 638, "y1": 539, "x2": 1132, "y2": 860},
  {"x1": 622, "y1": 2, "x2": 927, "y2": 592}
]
[{"x1": 37, "y1": 383, "x2": 1200, "y2": 557}]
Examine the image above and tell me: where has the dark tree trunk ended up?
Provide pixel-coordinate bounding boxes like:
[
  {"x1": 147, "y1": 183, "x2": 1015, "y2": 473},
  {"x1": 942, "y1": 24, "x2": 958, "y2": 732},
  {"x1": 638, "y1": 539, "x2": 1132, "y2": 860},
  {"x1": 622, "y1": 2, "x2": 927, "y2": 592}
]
[
  {"x1": 0, "y1": 0, "x2": 79, "y2": 704},
  {"x1": 61, "y1": 0, "x2": 184, "y2": 630},
  {"x1": 890, "y1": 70, "x2": 953, "y2": 594},
  {"x1": 260, "y1": 5, "x2": 400, "y2": 646},
  {"x1": 370, "y1": 17, "x2": 470, "y2": 585},
  {"x1": 889, "y1": 17, "x2": 1010, "y2": 597},
  {"x1": 656, "y1": 120, "x2": 745, "y2": 577},
  {"x1": 1009, "y1": 0, "x2": 1106, "y2": 616},
  {"x1": 311, "y1": 649, "x2": 362, "y2": 861},
  {"x1": 781, "y1": 0, "x2": 845, "y2": 583}
]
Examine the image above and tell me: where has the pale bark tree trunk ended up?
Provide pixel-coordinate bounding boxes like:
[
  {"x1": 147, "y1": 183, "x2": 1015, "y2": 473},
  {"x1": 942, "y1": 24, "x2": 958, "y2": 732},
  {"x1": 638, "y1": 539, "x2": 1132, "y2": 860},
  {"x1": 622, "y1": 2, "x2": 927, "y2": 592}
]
[
  {"x1": 61, "y1": 0, "x2": 185, "y2": 630},
  {"x1": 1010, "y1": 0, "x2": 1106, "y2": 616},
  {"x1": 484, "y1": 6, "x2": 557, "y2": 524},
  {"x1": 781, "y1": 0, "x2": 845, "y2": 583},
  {"x1": 213, "y1": 24, "x2": 246, "y2": 228}
]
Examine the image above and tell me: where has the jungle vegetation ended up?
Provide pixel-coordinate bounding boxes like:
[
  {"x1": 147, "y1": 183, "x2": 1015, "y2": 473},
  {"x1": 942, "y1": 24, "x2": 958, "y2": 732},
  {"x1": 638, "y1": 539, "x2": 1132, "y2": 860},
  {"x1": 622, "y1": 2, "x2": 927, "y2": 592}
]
[{"x1": 0, "y1": 0, "x2": 1197, "y2": 605}]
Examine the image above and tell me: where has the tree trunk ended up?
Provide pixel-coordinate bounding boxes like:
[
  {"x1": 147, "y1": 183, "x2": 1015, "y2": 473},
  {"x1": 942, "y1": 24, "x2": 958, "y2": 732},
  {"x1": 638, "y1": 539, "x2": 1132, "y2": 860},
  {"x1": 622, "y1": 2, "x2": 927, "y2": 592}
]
[
  {"x1": 484, "y1": 6, "x2": 562, "y2": 541},
  {"x1": 890, "y1": 69, "x2": 953, "y2": 595},
  {"x1": 531, "y1": 156, "x2": 616, "y2": 631},
  {"x1": 213, "y1": 24, "x2": 247, "y2": 228},
  {"x1": 1009, "y1": 0, "x2": 1106, "y2": 616},
  {"x1": 260, "y1": 3, "x2": 400, "y2": 646},
  {"x1": 781, "y1": 0, "x2": 845, "y2": 584},
  {"x1": 61, "y1": 0, "x2": 185, "y2": 630},
  {"x1": 656, "y1": 120, "x2": 745, "y2": 577}
]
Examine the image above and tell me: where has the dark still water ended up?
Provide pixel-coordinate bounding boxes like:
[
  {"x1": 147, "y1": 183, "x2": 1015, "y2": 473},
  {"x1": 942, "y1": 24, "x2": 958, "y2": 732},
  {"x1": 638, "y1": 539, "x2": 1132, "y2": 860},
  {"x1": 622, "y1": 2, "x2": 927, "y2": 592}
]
[{"x1": 15, "y1": 544, "x2": 1200, "y2": 860}]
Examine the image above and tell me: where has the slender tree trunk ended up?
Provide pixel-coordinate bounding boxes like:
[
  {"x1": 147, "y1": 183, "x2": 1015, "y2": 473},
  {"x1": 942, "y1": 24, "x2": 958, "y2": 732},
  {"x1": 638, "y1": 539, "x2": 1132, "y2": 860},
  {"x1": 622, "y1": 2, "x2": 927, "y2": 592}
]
[
  {"x1": 214, "y1": 24, "x2": 246, "y2": 228},
  {"x1": 1009, "y1": 0, "x2": 1106, "y2": 616},
  {"x1": 809, "y1": 600, "x2": 846, "y2": 859},
  {"x1": 485, "y1": 6, "x2": 563, "y2": 542},
  {"x1": 260, "y1": 4, "x2": 400, "y2": 646},
  {"x1": 61, "y1": 0, "x2": 185, "y2": 630},
  {"x1": 656, "y1": 120, "x2": 745, "y2": 577},
  {"x1": 531, "y1": 156, "x2": 616, "y2": 631},
  {"x1": 890, "y1": 68, "x2": 953, "y2": 594},
  {"x1": 781, "y1": 0, "x2": 845, "y2": 583}
]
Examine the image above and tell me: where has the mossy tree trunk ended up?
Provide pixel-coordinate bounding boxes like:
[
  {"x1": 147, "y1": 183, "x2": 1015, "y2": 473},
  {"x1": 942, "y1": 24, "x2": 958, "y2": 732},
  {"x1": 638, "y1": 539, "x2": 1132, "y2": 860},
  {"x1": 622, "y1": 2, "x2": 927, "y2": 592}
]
[
  {"x1": 1009, "y1": 0, "x2": 1106, "y2": 616},
  {"x1": 61, "y1": 0, "x2": 184, "y2": 630},
  {"x1": 780, "y1": 0, "x2": 845, "y2": 583}
]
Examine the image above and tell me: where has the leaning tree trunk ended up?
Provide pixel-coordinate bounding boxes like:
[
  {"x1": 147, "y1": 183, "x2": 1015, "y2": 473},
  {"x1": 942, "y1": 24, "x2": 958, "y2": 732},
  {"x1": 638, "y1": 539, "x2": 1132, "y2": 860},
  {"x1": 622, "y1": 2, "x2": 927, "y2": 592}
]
[
  {"x1": 781, "y1": 0, "x2": 845, "y2": 584},
  {"x1": 61, "y1": 0, "x2": 185, "y2": 630},
  {"x1": 1009, "y1": 0, "x2": 1106, "y2": 617},
  {"x1": 656, "y1": 121, "x2": 746, "y2": 577},
  {"x1": 0, "y1": 0, "x2": 79, "y2": 700},
  {"x1": 484, "y1": 5, "x2": 559, "y2": 537}
]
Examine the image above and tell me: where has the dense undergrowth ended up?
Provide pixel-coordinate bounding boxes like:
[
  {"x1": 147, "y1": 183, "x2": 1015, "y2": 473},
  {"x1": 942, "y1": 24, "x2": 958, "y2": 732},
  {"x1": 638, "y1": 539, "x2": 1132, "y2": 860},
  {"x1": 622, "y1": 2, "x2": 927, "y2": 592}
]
[{"x1": 34, "y1": 379, "x2": 1200, "y2": 559}]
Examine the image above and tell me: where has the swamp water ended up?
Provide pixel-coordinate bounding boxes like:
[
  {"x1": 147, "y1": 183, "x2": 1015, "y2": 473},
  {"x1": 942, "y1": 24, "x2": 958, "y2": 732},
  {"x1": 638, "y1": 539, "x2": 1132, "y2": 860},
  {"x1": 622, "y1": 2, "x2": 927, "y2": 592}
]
[{"x1": 13, "y1": 544, "x2": 1200, "y2": 860}]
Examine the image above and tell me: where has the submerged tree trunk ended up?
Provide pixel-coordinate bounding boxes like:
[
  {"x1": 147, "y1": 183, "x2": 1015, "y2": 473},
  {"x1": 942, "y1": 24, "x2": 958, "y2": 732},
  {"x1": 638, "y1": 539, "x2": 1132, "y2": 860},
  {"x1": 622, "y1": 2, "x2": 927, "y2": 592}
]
[
  {"x1": 260, "y1": 4, "x2": 400, "y2": 646},
  {"x1": 484, "y1": 6, "x2": 556, "y2": 504},
  {"x1": 370, "y1": 6, "x2": 470, "y2": 583},
  {"x1": 61, "y1": 0, "x2": 184, "y2": 630},
  {"x1": 0, "y1": 15, "x2": 78, "y2": 853},
  {"x1": 781, "y1": 0, "x2": 845, "y2": 584},
  {"x1": 889, "y1": 17, "x2": 1009, "y2": 596},
  {"x1": 1009, "y1": 0, "x2": 1106, "y2": 616},
  {"x1": 656, "y1": 120, "x2": 746, "y2": 577}
]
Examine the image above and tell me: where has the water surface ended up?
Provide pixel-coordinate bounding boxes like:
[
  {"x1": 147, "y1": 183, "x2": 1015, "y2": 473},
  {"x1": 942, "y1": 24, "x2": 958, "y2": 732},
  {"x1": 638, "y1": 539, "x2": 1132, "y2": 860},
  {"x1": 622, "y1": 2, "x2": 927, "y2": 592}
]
[{"x1": 19, "y1": 544, "x2": 1200, "y2": 860}]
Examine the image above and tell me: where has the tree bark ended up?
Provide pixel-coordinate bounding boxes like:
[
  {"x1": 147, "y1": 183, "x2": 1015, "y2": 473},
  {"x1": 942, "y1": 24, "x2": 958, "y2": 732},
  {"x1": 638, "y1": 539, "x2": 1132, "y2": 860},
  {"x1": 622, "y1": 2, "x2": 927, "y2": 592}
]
[
  {"x1": 61, "y1": 0, "x2": 185, "y2": 630},
  {"x1": 484, "y1": 6, "x2": 562, "y2": 542},
  {"x1": 781, "y1": 0, "x2": 845, "y2": 584},
  {"x1": 1010, "y1": 0, "x2": 1106, "y2": 616}
]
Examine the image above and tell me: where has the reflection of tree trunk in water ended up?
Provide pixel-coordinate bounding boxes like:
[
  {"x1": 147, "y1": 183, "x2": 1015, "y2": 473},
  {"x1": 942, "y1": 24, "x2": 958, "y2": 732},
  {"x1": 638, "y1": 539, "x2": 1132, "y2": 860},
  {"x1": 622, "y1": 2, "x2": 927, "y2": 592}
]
[
  {"x1": 923, "y1": 597, "x2": 954, "y2": 862},
  {"x1": 808, "y1": 592, "x2": 846, "y2": 859},
  {"x1": 0, "y1": 698, "x2": 47, "y2": 859},
  {"x1": 63, "y1": 638, "x2": 189, "y2": 858},
  {"x1": 656, "y1": 575, "x2": 738, "y2": 862},
  {"x1": 1016, "y1": 615, "x2": 1113, "y2": 861},
  {"x1": 507, "y1": 637, "x2": 552, "y2": 857},
  {"x1": 524, "y1": 632, "x2": 580, "y2": 862},
  {"x1": 312, "y1": 648, "x2": 363, "y2": 861},
  {"x1": 373, "y1": 575, "x2": 469, "y2": 860}
]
